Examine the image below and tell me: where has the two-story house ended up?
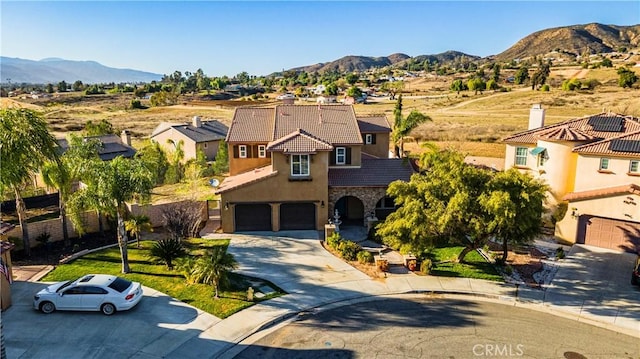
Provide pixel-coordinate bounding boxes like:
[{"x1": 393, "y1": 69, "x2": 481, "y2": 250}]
[
  {"x1": 215, "y1": 105, "x2": 413, "y2": 232},
  {"x1": 504, "y1": 105, "x2": 640, "y2": 252},
  {"x1": 150, "y1": 116, "x2": 228, "y2": 162}
]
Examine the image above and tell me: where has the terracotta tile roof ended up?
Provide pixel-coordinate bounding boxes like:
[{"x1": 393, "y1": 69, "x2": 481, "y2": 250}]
[
  {"x1": 328, "y1": 159, "x2": 414, "y2": 187},
  {"x1": 563, "y1": 184, "x2": 640, "y2": 202},
  {"x1": 357, "y1": 115, "x2": 391, "y2": 133},
  {"x1": 573, "y1": 130, "x2": 640, "y2": 157},
  {"x1": 215, "y1": 165, "x2": 278, "y2": 194},
  {"x1": 227, "y1": 108, "x2": 275, "y2": 142},
  {"x1": 503, "y1": 113, "x2": 640, "y2": 144},
  {"x1": 535, "y1": 125, "x2": 595, "y2": 141},
  {"x1": 267, "y1": 129, "x2": 333, "y2": 153},
  {"x1": 273, "y1": 105, "x2": 363, "y2": 145},
  {"x1": 0, "y1": 223, "x2": 16, "y2": 236},
  {"x1": 0, "y1": 241, "x2": 15, "y2": 254}
]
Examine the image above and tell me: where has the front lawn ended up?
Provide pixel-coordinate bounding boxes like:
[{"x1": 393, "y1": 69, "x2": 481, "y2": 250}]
[
  {"x1": 41, "y1": 238, "x2": 284, "y2": 318},
  {"x1": 426, "y1": 245, "x2": 502, "y2": 281}
]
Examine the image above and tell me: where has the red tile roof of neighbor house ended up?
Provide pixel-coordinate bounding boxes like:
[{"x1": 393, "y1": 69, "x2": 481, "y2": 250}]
[
  {"x1": 0, "y1": 222, "x2": 16, "y2": 236},
  {"x1": 563, "y1": 184, "x2": 640, "y2": 202},
  {"x1": 572, "y1": 130, "x2": 640, "y2": 157},
  {"x1": 267, "y1": 129, "x2": 333, "y2": 153},
  {"x1": 328, "y1": 159, "x2": 414, "y2": 187},
  {"x1": 0, "y1": 241, "x2": 15, "y2": 254},
  {"x1": 503, "y1": 113, "x2": 640, "y2": 144},
  {"x1": 228, "y1": 105, "x2": 364, "y2": 146},
  {"x1": 357, "y1": 115, "x2": 391, "y2": 133},
  {"x1": 535, "y1": 125, "x2": 596, "y2": 141},
  {"x1": 214, "y1": 165, "x2": 278, "y2": 194}
]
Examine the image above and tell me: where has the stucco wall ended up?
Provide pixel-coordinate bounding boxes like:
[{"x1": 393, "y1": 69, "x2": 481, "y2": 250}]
[
  {"x1": 228, "y1": 142, "x2": 271, "y2": 175},
  {"x1": 127, "y1": 200, "x2": 208, "y2": 228},
  {"x1": 362, "y1": 133, "x2": 390, "y2": 158},
  {"x1": 574, "y1": 155, "x2": 640, "y2": 192},
  {"x1": 536, "y1": 140, "x2": 579, "y2": 200}
]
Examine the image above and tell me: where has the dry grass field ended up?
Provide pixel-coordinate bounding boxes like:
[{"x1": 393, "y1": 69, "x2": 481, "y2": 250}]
[{"x1": 3, "y1": 65, "x2": 639, "y2": 159}]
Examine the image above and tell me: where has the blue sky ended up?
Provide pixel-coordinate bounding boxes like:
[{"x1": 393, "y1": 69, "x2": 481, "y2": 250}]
[{"x1": 2, "y1": 1, "x2": 639, "y2": 77}]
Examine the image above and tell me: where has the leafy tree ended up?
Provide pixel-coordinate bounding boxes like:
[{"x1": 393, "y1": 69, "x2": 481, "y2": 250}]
[
  {"x1": 514, "y1": 65, "x2": 529, "y2": 85},
  {"x1": 136, "y1": 140, "x2": 169, "y2": 185},
  {"x1": 450, "y1": 79, "x2": 466, "y2": 94},
  {"x1": 213, "y1": 140, "x2": 229, "y2": 174},
  {"x1": 491, "y1": 64, "x2": 501, "y2": 82},
  {"x1": 161, "y1": 201, "x2": 204, "y2": 240},
  {"x1": 480, "y1": 169, "x2": 548, "y2": 262},
  {"x1": 324, "y1": 82, "x2": 338, "y2": 96},
  {"x1": 562, "y1": 78, "x2": 582, "y2": 91},
  {"x1": 531, "y1": 60, "x2": 551, "y2": 90},
  {"x1": 84, "y1": 84, "x2": 105, "y2": 95},
  {"x1": 467, "y1": 77, "x2": 486, "y2": 95},
  {"x1": 45, "y1": 83, "x2": 54, "y2": 93},
  {"x1": 600, "y1": 58, "x2": 613, "y2": 68},
  {"x1": 72, "y1": 80, "x2": 84, "y2": 92},
  {"x1": 0, "y1": 108, "x2": 61, "y2": 256},
  {"x1": 150, "y1": 90, "x2": 178, "y2": 106},
  {"x1": 165, "y1": 139, "x2": 185, "y2": 184},
  {"x1": 486, "y1": 79, "x2": 499, "y2": 90},
  {"x1": 125, "y1": 214, "x2": 153, "y2": 248},
  {"x1": 150, "y1": 237, "x2": 185, "y2": 269},
  {"x1": 382, "y1": 80, "x2": 405, "y2": 100},
  {"x1": 57, "y1": 80, "x2": 68, "y2": 92},
  {"x1": 189, "y1": 246, "x2": 238, "y2": 299},
  {"x1": 67, "y1": 156, "x2": 154, "y2": 273},
  {"x1": 617, "y1": 67, "x2": 638, "y2": 88},
  {"x1": 345, "y1": 73, "x2": 359, "y2": 85},
  {"x1": 84, "y1": 119, "x2": 115, "y2": 136},
  {"x1": 391, "y1": 95, "x2": 432, "y2": 157},
  {"x1": 346, "y1": 86, "x2": 362, "y2": 98}
]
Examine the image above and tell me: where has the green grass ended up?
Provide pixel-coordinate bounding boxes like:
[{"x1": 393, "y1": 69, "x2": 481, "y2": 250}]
[
  {"x1": 41, "y1": 238, "x2": 284, "y2": 318},
  {"x1": 427, "y1": 245, "x2": 502, "y2": 281}
]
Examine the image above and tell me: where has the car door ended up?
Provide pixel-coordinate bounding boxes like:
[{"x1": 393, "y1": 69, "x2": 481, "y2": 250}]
[
  {"x1": 80, "y1": 286, "x2": 108, "y2": 310},
  {"x1": 57, "y1": 286, "x2": 84, "y2": 310}
]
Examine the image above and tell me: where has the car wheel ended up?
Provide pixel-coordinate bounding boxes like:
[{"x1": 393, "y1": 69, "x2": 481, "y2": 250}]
[
  {"x1": 40, "y1": 301, "x2": 55, "y2": 314},
  {"x1": 101, "y1": 303, "x2": 116, "y2": 316}
]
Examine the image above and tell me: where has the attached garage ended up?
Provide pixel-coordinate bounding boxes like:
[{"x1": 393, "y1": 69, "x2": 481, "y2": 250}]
[
  {"x1": 234, "y1": 204, "x2": 272, "y2": 231},
  {"x1": 280, "y1": 203, "x2": 316, "y2": 230},
  {"x1": 577, "y1": 215, "x2": 640, "y2": 252}
]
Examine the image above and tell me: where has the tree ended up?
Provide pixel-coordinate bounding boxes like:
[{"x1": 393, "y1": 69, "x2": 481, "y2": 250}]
[
  {"x1": 467, "y1": 77, "x2": 486, "y2": 95},
  {"x1": 391, "y1": 95, "x2": 432, "y2": 157},
  {"x1": 345, "y1": 73, "x2": 359, "y2": 85},
  {"x1": 45, "y1": 83, "x2": 54, "y2": 93},
  {"x1": 0, "y1": 108, "x2": 61, "y2": 256},
  {"x1": 57, "y1": 80, "x2": 68, "y2": 92},
  {"x1": 83, "y1": 119, "x2": 115, "y2": 136},
  {"x1": 189, "y1": 246, "x2": 238, "y2": 299},
  {"x1": 161, "y1": 201, "x2": 204, "y2": 240},
  {"x1": 324, "y1": 82, "x2": 338, "y2": 96},
  {"x1": 136, "y1": 140, "x2": 169, "y2": 185},
  {"x1": 346, "y1": 86, "x2": 362, "y2": 98},
  {"x1": 72, "y1": 80, "x2": 84, "y2": 92},
  {"x1": 491, "y1": 64, "x2": 501, "y2": 82},
  {"x1": 165, "y1": 139, "x2": 185, "y2": 184},
  {"x1": 480, "y1": 169, "x2": 548, "y2": 262},
  {"x1": 450, "y1": 79, "x2": 466, "y2": 94},
  {"x1": 125, "y1": 214, "x2": 153, "y2": 248},
  {"x1": 67, "y1": 156, "x2": 154, "y2": 273},
  {"x1": 212, "y1": 140, "x2": 229, "y2": 174},
  {"x1": 617, "y1": 67, "x2": 638, "y2": 88},
  {"x1": 514, "y1": 65, "x2": 529, "y2": 85},
  {"x1": 600, "y1": 58, "x2": 613, "y2": 68},
  {"x1": 531, "y1": 60, "x2": 551, "y2": 90}
]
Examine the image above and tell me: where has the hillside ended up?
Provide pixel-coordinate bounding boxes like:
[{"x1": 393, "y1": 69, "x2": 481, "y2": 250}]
[
  {"x1": 0, "y1": 57, "x2": 163, "y2": 84},
  {"x1": 495, "y1": 23, "x2": 640, "y2": 61},
  {"x1": 290, "y1": 53, "x2": 411, "y2": 73}
]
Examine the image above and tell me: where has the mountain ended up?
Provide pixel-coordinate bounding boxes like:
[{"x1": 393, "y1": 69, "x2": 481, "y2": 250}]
[
  {"x1": 495, "y1": 23, "x2": 640, "y2": 61},
  {"x1": 0, "y1": 57, "x2": 163, "y2": 84},
  {"x1": 291, "y1": 53, "x2": 411, "y2": 73}
]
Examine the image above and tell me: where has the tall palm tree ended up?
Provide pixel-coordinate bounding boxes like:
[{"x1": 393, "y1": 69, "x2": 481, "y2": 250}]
[
  {"x1": 391, "y1": 95, "x2": 432, "y2": 158},
  {"x1": 125, "y1": 214, "x2": 153, "y2": 248},
  {"x1": 0, "y1": 108, "x2": 60, "y2": 257},
  {"x1": 191, "y1": 246, "x2": 238, "y2": 299}
]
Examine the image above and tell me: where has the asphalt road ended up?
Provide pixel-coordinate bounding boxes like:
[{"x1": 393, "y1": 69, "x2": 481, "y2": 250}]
[{"x1": 234, "y1": 296, "x2": 640, "y2": 359}]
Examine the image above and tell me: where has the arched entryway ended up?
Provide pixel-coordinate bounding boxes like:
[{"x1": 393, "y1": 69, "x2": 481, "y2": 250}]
[
  {"x1": 334, "y1": 196, "x2": 364, "y2": 225},
  {"x1": 375, "y1": 196, "x2": 397, "y2": 220}
]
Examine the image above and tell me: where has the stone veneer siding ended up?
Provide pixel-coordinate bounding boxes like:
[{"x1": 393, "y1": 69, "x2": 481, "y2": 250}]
[{"x1": 328, "y1": 187, "x2": 388, "y2": 221}]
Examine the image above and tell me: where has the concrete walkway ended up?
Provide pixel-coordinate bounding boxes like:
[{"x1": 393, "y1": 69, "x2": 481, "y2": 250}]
[{"x1": 6, "y1": 231, "x2": 639, "y2": 359}]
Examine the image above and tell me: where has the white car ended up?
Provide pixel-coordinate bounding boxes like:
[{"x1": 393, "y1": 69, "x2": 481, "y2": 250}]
[
  {"x1": 34, "y1": 274, "x2": 143, "y2": 315},
  {"x1": 276, "y1": 93, "x2": 295, "y2": 100}
]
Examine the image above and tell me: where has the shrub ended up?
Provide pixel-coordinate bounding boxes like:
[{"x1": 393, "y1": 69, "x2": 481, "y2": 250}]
[
  {"x1": 561, "y1": 79, "x2": 582, "y2": 91},
  {"x1": 556, "y1": 247, "x2": 566, "y2": 259},
  {"x1": 357, "y1": 250, "x2": 374, "y2": 264},
  {"x1": 130, "y1": 99, "x2": 146, "y2": 109},
  {"x1": 35, "y1": 231, "x2": 51, "y2": 246},
  {"x1": 326, "y1": 232, "x2": 342, "y2": 250},
  {"x1": 540, "y1": 84, "x2": 550, "y2": 92},
  {"x1": 420, "y1": 259, "x2": 432, "y2": 275},
  {"x1": 150, "y1": 237, "x2": 186, "y2": 269},
  {"x1": 338, "y1": 240, "x2": 361, "y2": 261}
]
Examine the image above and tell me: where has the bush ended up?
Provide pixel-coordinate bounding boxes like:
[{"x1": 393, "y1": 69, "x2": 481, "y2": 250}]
[
  {"x1": 35, "y1": 231, "x2": 51, "y2": 246},
  {"x1": 556, "y1": 247, "x2": 566, "y2": 259},
  {"x1": 367, "y1": 223, "x2": 382, "y2": 244},
  {"x1": 540, "y1": 84, "x2": 550, "y2": 92},
  {"x1": 326, "y1": 232, "x2": 342, "y2": 250},
  {"x1": 150, "y1": 237, "x2": 186, "y2": 269},
  {"x1": 130, "y1": 99, "x2": 146, "y2": 109},
  {"x1": 420, "y1": 259, "x2": 432, "y2": 275},
  {"x1": 357, "y1": 250, "x2": 374, "y2": 264},
  {"x1": 338, "y1": 240, "x2": 361, "y2": 261}
]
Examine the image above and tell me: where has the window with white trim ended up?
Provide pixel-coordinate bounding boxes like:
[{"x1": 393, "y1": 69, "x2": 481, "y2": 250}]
[
  {"x1": 203, "y1": 143, "x2": 208, "y2": 149},
  {"x1": 630, "y1": 160, "x2": 639, "y2": 173},
  {"x1": 515, "y1": 147, "x2": 528, "y2": 166},
  {"x1": 599, "y1": 158, "x2": 609, "y2": 170},
  {"x1": 537, "y1": 151, "x2": 547, "y2": 167},
  {"x1": 365, "y1": 134, "x2": 373, "y2": 144},
  {"x1": 258, "y1": 145, "x2": 266, "y2": 158},
  {"x1": 291, "y1": 154, "x2": 309, "y2": 176},
  {"x1": 239, "y1": 145, "x2": 247, "y2": 158},
  {"x1": 336, "y1": 147, "x2": 346, "y2": 165}
]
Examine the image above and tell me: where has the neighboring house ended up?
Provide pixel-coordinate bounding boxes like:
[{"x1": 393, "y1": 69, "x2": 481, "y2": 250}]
[
  {"x1": 215, "y1": 105, "x2": 413, "y2": 232},
  {"x1": 57, "y1": 131, "x2": 137, "y2": 161},
  {"x1": 150, "y1": 116, "x2": 228, "y2": 162},
  {"x1": 504, "y1": 104, "x2": 640, "y2": 252}
]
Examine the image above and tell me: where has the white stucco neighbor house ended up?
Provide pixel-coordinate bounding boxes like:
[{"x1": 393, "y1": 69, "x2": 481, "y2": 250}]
[{"x1": 504, "y1": 104, "x2": 640, "y2": 252}]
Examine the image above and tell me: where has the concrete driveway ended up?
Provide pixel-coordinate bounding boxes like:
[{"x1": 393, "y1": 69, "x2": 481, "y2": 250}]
[{"x1": 543, "y1": 244, "x2": 640, "y2": 332}]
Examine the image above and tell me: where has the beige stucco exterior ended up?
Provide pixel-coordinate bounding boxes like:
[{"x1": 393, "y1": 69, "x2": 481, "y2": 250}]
[
  {"x1": 228, "y1": 143, "x2": 271, "y2": 175},
  {"x1": 152, "y1": 128, "x2": 220, "y2": 162},
  {"x1": 362, "y1": 132, "x2": 391, "y2": 158},
  {"x1": 574, "y1": 155, "x2": 640, "y2": 191}
]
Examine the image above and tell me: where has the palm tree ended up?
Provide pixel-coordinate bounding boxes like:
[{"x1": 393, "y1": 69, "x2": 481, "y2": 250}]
[
  {"x1": 392, "y1": 96, "x2": 432, "y2": 158},
  {"x1": 41, "y1": 162, "x2": 72, "y2": 246},
  {"x1": 67, "y1": 156, "x2": 154, "y2": 273},
  {"x1": 125, "y1": 214, "x2": 153, "y2": 248},
  {"x1": 150, "y1": 237, "x2": 185, "y2": 269},
  {"x1": 0, "y1": 108, "x2": 60, "y2": 257},
  {"x1": 191, "y1": 246, "x2": 238, "y2": 299}
]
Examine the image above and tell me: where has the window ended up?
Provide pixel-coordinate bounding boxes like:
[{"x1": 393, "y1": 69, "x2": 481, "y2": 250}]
[
  {"x1": 239, "y1": 145, "x2": 247, "y2": 158},
  {"x1": 291, "y1": 154, "x2": 310, "y2": 176},
  {"x1": 515, "y1": 147, "x2": 528, "y2": 166},
  {"x1": 108, "y1": 277, "x2": 133, "y2": 293},
  {"x1": 630, "y1": 160, "x2": 640, "y2": 173},
  {"x1": 336, "y1": 147, "x2": 346, "y2": 164},
  {"x1": 258, "y1": 145, "x2": 266, "y2": 158},
  {"x1": 537, "y1": 151, "x2": 547, "y2": 167},
  {"x1": 365, "y1": 134, "x2": 373, "y2": 144},
  {"x1": 203, "y1": 143, "x2": 208, "y2": 149},
  {"x1": 83, "y1": 286, "x2": 108, "y2": 295},
  {"x1": 599, "y1": 158, "x2": 610, "y2": 171}
]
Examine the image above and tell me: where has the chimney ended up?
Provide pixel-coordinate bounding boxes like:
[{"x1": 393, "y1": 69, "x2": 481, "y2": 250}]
[
  {"x1": 528, "y1": 104, "x2": 545, "y2": 130},
  {"x1": 192, "y1": 116, "x2": 202, "y2": 128},
  {"x1": 120, "y1": 130, "x2": 131, "y2": 146}
]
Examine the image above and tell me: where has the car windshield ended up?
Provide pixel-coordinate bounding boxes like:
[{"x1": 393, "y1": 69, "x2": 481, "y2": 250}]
[
  {"x1": 108, "y1": 277, "x2": 132, "y2": 293},
  {"x1": 56, "y1": 280, "x2": 73, "y2": 293}
]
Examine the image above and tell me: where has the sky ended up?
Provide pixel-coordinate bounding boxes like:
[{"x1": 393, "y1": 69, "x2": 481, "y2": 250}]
[{"x1": 1, "y1": 1, "x2": 639, "y2": 78}]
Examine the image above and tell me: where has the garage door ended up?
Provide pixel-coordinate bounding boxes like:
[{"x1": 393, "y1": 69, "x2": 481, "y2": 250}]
[
  {"x1": 577, "y1": 215, "x2": 640, "y2": 252},
  {"x1": 280, "y1": 203, "x2": 316, "y2": 230},
  {"x1": 234, "y1": 204, "x2": 272, "y2": 231}
]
